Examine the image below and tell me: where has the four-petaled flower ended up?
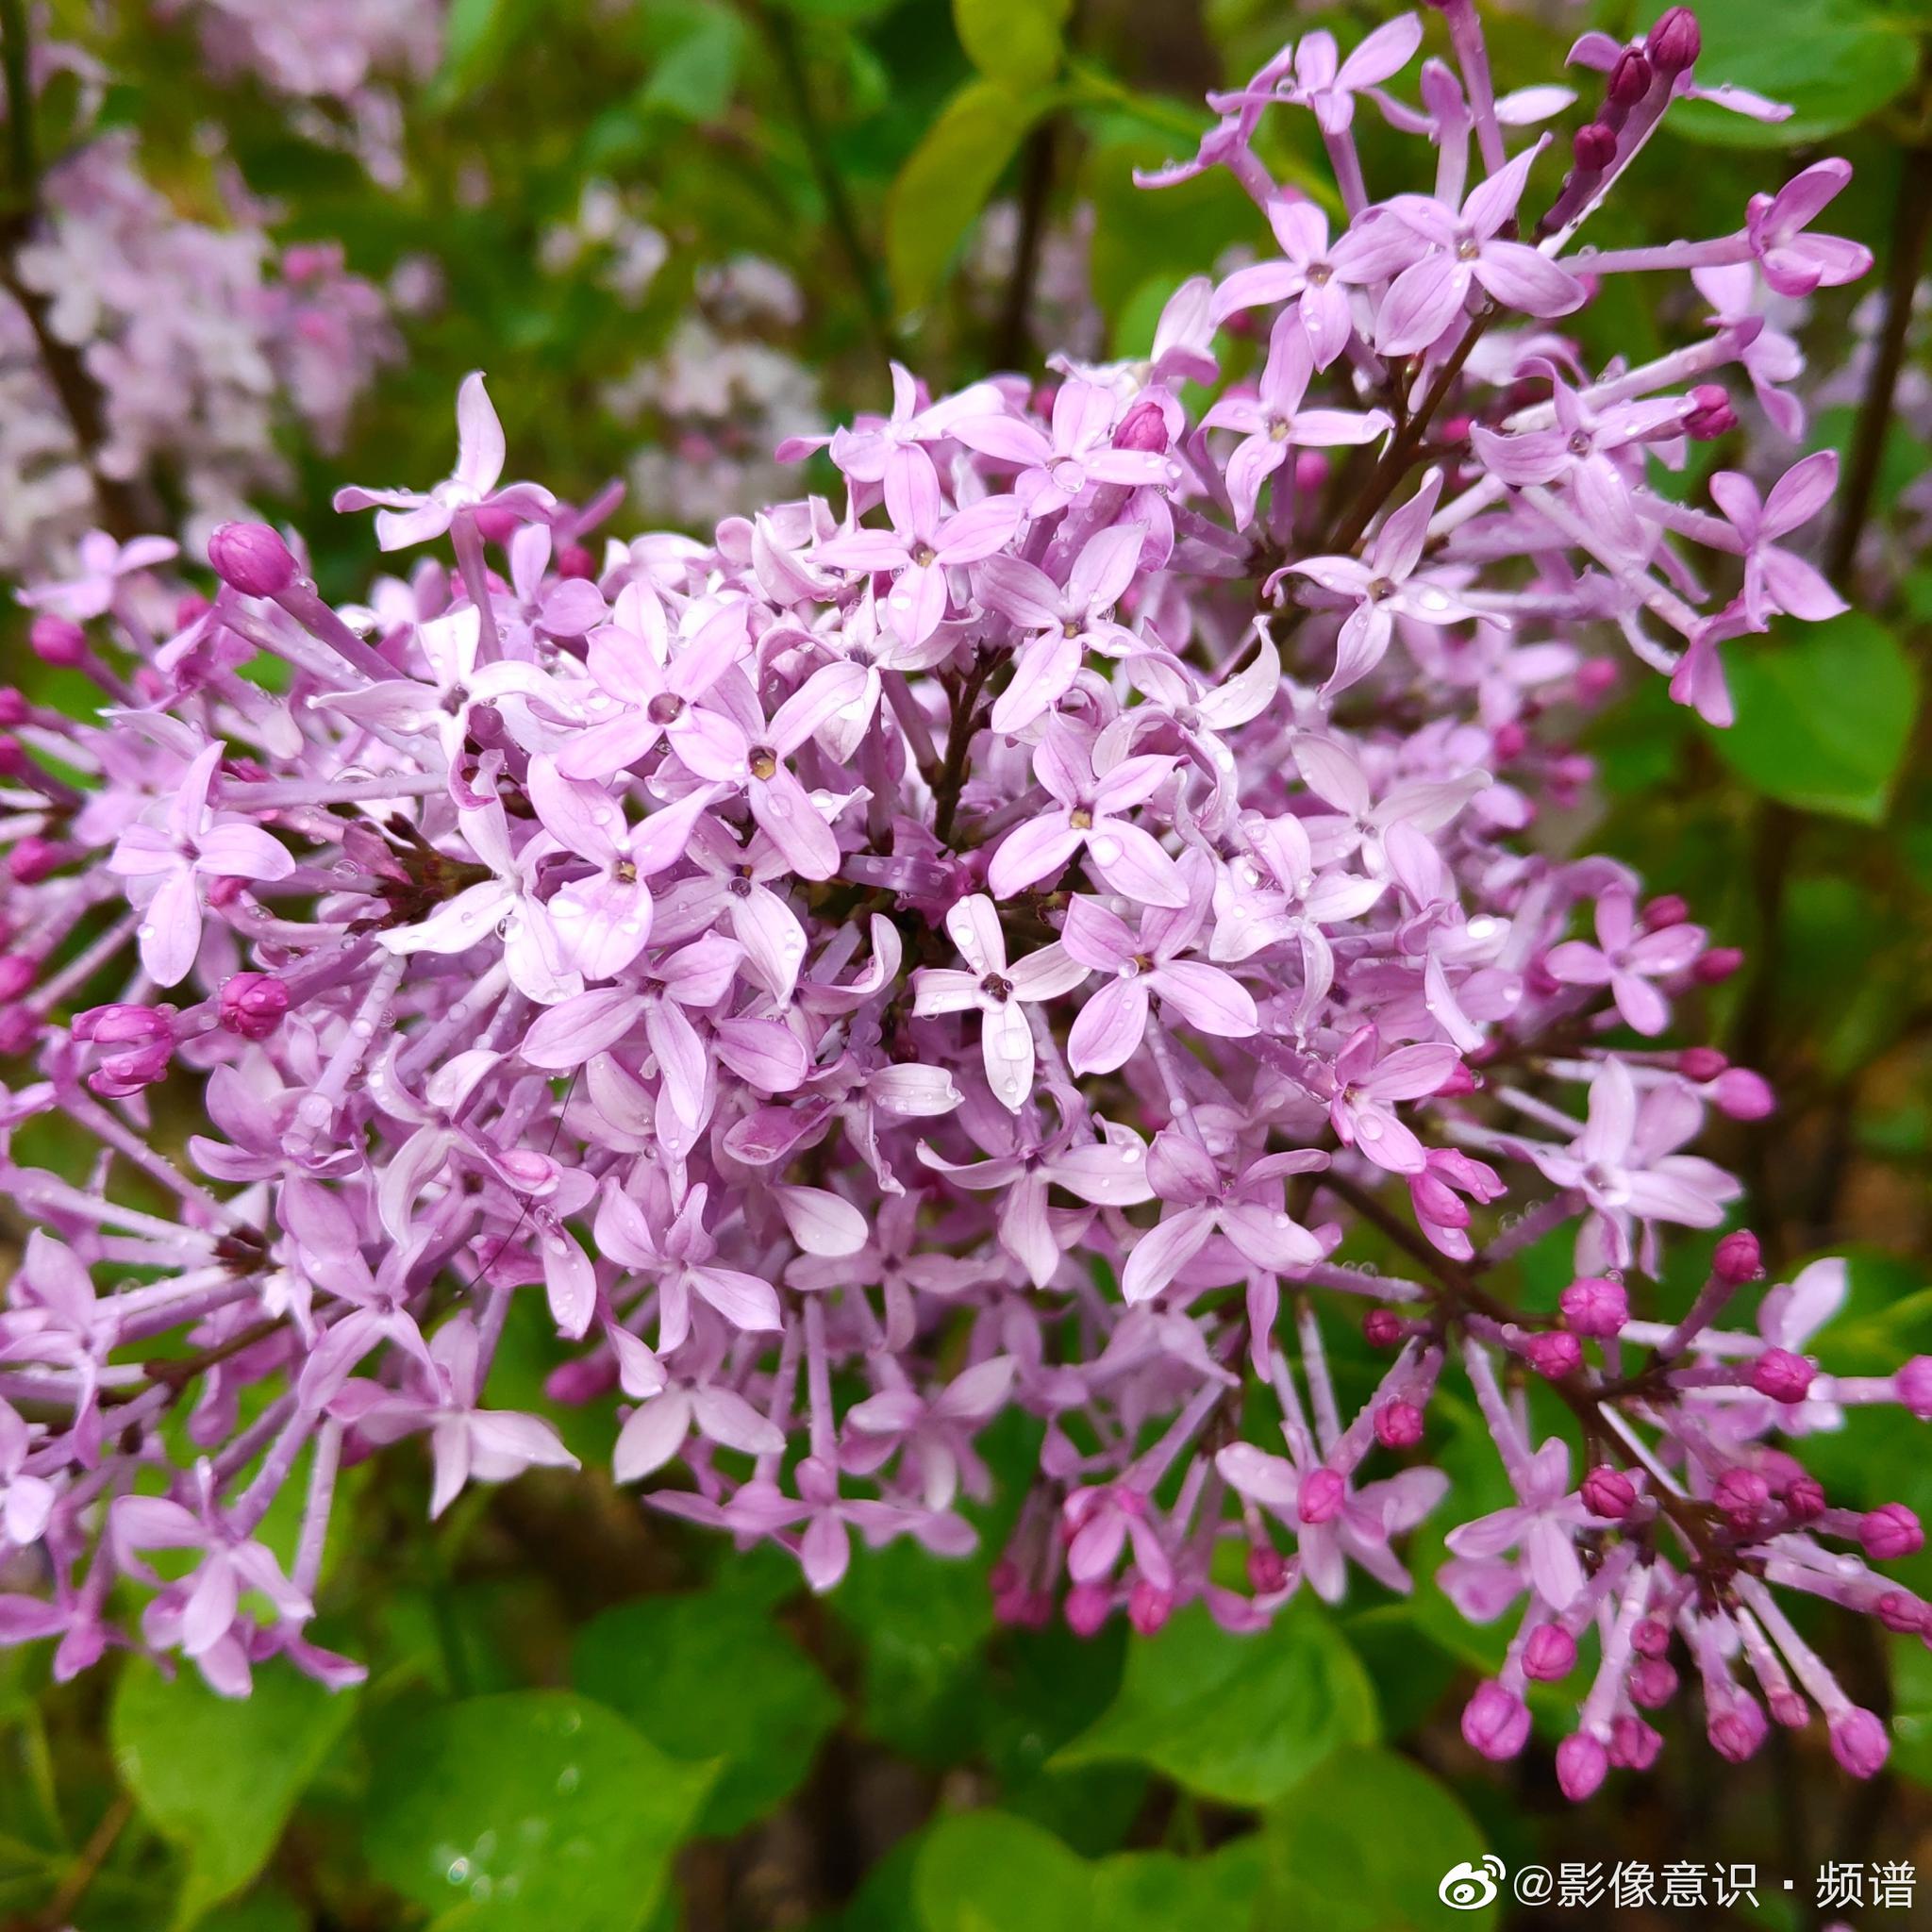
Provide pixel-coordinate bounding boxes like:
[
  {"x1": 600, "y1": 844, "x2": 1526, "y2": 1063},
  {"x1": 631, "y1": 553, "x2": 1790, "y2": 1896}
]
[
  {"x1": 1202, "y1": 310, "x2": 1392, "y2": 527},
  {"x1": 108, "y1": 741, "x2": 295, "y2": 987},
  {"x1": 912, "y1": 895, "x2": 1086, "y2": 1113},
  {"x1": 334, "y1": 371, "x2": 556, "y2": 549}
]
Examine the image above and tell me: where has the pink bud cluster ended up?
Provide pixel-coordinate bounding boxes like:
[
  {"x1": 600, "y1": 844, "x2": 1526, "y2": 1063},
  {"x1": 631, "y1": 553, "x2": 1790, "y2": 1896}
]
[{"x1": 0, "y1": 5, "x2": 1921, "y2": 1798}]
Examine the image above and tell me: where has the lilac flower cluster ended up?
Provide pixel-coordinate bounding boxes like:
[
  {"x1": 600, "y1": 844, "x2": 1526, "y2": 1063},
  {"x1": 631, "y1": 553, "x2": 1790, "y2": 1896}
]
[
  {"x1": 1, "y1": 4, "x2": 1924, "y2": 1799},
  {"x1": 156, "y1": 0, "x2": 443, "y2": 184},
  {"x1": 0, "y1": 42, "x2": 394, "y2": 575}
]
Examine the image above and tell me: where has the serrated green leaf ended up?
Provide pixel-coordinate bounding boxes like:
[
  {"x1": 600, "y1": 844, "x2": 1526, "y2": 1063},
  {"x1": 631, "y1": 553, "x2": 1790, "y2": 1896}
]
[
  {"x1": 1708, "y1": 612, "x2": 1918, "y2": 822},
  {"x1": 363, "y1": 1692, "x2": 713, "y2": 1932},
  {"x1": 1051, "y1": 1599, "x2": 1377, "y2": 1805},
  {"x1": 111, "y1": 1659, "x2": 357, "y2": 1930}
]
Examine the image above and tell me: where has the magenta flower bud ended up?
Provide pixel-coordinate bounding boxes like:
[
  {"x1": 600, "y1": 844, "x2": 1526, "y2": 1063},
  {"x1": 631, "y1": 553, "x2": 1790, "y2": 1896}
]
[
  {"x1": 1631, "y1": 1616, "x2": 1672, "y2": 1660},
  {"x1": 208, "y1": 521, "x2": 300, "y2": 599},
  {"x1": 1677, "y1": 1046, "x2": 1727, "y2": 1080},
  {"x1": 1434, "y1": 1061, "x2": 1478, "y2": 1097},
  {"x1": 1292, "y1": 450, "x2": 1331, "y2": 493},
  {"x1": 558, "y1": 541, "x2": 596, "y2": 580},
  {"x1": 1523, "y1": 1624, "x2": 1576, "y2": 1681},
  {"x1": 1524, "y1": 1330, "x2": 1582, "y2": 1380},
  {"x1": 1708, "y1": 1693, "x2": 1768, "y2": 1764},
  {"x1": 1859, "y1": 1503, "x2": 1924, "y2": 1561},
  {"x1": 175, "y1": 591, "x2": 212, "y2": 628},
  {"x1": 1114, "y1": 399, "x2": 1170, "y2": 454},
  {"x1": 74, "y1": 1002, "x2": 172, "y2": 1048},
  {"x1": 1575, "y1": 658, "x2": 1618, "y2": 702},
  {"x1": 1714, "y1": 1468, "x2": 1771, "y2": 1524},
  {"x1": 544, "y1": 1357, "x2": 617, "y2": 1405},
  {"x1": 1782, "y1": 1474, "x2": 1826, "y2": 1523},
  {"x1": 1646, "y1": 6, "x2": 1702, "y2": 74},
  {"x1": 1609, "y1": 1715, "x2": 1662, "y2": 1771},
  {"x1": 1712, "y1": 1068, "x2": 1775, "y2": 1120},
  {"x1": 1769, "y1": 1687, "x2": 1809, "y2": 1728},
  {"x1": 0, "y1": 954, "x2": 37, "y2": 1002},
  {"x1": 0, "y1": 1007, "x2": 35, "y2": 1055},
  {"x1": 1491, "y1": 721, "x2": 1527, "y2": 762},
  {"x1": 1693, "y1": 945, "x2": 1744, "y2": 984},
  {"x1": 472, "y1": 504, "x2": 522, "y2": 546},
  {"x1": 1127, "y1": 1579, "x2": 1173, "y2": 1635},
  {"x1": 1461, "y1": 1681, "x2": 1531, "y2": 1760},
  {"x1": 1641, "y1": 893, "x2": 1690, "y2": 930},
  {"x1": 1572, "y1": 122, "x2": 1619, "y2": 173},
  {"x1": 1897, "y1": 1356, "x2": 1932, "y2": 1420},
  {"x1": 1713, "y1": 1230, "x2": 1762, "y2": 1285},
  {"x1": 0, "y1": 689, "x2": 26, "y2": 727},
  {"x1": 0, "y1": 737, "x2": 25, "y2": 778},
  {"x1": 1629, "y1": 1657, "x2": 1677, "y2": 1708},
  {"x1": 1375, "y1": 1400, "x2": 1425, "y2": 1449},
  {"x1": 1298, "y1": 1467, "x2": 1345, "y2": 1525},
  {"x1": 75, "y1": 1003, "x2": 175, "y2": 1097},
  {"x1": 30, "y1": 615, "x2": 87, "y2": 666},
  {"x1": 1561, "y1": 1276, "x2": 1629, "y2": 1339},
  {"x1": 8, "y1": 837, "x2": 61, "y2": 885},
  {"x1": 1875, "y1": 1592, "x2": 1930, "y2": 1636},
  {"x1": 220, "y1": 972, "x2": 291, "y2": 1041},
  {"x1": 1608, "y1": 49, "x2": 1654, "y2": 107},
  {"x1": 1248, "y1": 1543, "x2": 1290, "y2": 1594},
  {"x1": 1752, "y1": 1347, "x2": 1815, "y2": 1404},
  {"x1": 1064, "y1": 1579, "x2": 1111, "y2": 1639},
  {"x1": 1828, "y1": 1707, "x2": 1890, "y2": 1779},
  {"x1": 1582, "y1": 1466, "x2": 1636, "y2": 1519},
  {"x1": 1557, "y1": 1732, "x2": 1609, "y2": 1801},
  {"x1": 1685, "y1": 384, "x2": 1737, "y2": 440},
  {"x1": 1363, "y1": 1309, "x2": 1406, "y2": 1349}
]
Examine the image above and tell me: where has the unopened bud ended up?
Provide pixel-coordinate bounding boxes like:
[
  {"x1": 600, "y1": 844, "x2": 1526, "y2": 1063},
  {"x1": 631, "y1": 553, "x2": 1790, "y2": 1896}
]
[
  {"x1": 208, "y1": 521, "x2": 300, "y2": 599},
  {"x1": 29, "y1": 616, "x2": 86, "y2": 666},
  {"x1": 1713, "y1": 1230, "x2": 1762, "y2": 1285},
  {"x1": 219, "y1": 972, "x2": 291, "y2": 1041},
  {"x1": 1582, "y1": 1466, "x2": 1636, "y2": 1518},
  {"x1": 1646, "y1": 7, "x2": 1702, "y2": 75}
]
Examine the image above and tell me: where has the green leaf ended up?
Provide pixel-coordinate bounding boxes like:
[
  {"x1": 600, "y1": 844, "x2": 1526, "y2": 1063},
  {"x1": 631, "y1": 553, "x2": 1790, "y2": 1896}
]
[
  {"x1": 639, "y1": 7, "x2": 746, "y2": 124},
  {"x1": 1708, "y1": 612, "x2": 1918, "y2": 823},
  {"x1": 571, "y1": 1592, "x2": 840, "y2": 1835},
  {"x1": 913, "y1": 1812, "x2": 1090, "y2": 1932},
  {"x1": 1091, "y1": 1840, "x2": 1265, "y2": 1923},
  {"x1": 829, "y1": 1528, "x2": 996, "y2": 1765},
  {"x1": 364, "y1": 1692, "x2": 714, "y2": 1932},
  {"x1": 953, "y1": 0, "x2": 1071, "y2": 90},
  {"x1": 911, "y1": 1811, "x2": 1264, "y2": 1931},
  {"x1": 1640, "y1": 0, "x2": 1917, "y2": 145},
  {"x1": 1893, "y1": 1636, "x2": 1932, "y2": 1786},
  {"x1": 1257, "y1": 1746, "x2": 1496, "y2": 1931},
  {"x1": 885, "y1": 80, "x2": 1045, "y2": 315},
  {"x1": 1051, "y1": 1599, "x2": 1377, "y2": 1806},
  {"x1": 111, "y1": 1659, "x2": 358, "y2": 1930},
  {"x1": 433, "y1": 0, "x2": 545, "y2": 106}
]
